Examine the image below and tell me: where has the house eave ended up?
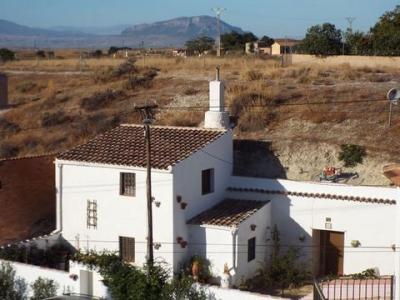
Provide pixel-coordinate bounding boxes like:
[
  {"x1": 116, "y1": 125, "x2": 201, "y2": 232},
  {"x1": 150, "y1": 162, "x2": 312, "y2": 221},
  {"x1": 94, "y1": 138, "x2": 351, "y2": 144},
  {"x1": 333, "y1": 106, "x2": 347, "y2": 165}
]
[{"x1": 55, "y1": 159, "x2": 173, "y2": 173}]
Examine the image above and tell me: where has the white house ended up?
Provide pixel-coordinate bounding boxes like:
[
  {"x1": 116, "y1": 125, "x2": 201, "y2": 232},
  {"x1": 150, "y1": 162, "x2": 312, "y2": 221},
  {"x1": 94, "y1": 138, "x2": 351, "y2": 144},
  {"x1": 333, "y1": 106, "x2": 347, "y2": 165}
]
[{"x1": 50, "y1": 68, "x2": 400, "y2": 298}]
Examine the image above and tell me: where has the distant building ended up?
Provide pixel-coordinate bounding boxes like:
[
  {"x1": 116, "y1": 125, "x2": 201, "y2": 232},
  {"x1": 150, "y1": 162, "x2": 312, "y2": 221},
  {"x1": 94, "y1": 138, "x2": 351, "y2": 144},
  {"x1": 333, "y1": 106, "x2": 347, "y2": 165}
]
[
  {"x1": 0, "y1": 73, "x2": 8, "y2": 108},
  {"x1": 245, "y1": 41, "x2": 272, "y2": 55},
  {"x1": 172, "y1": 48, "x2": 187, "y2": 57},
  {"x1": 271, "y1": 39, "x2": 300, "y2": 55}
]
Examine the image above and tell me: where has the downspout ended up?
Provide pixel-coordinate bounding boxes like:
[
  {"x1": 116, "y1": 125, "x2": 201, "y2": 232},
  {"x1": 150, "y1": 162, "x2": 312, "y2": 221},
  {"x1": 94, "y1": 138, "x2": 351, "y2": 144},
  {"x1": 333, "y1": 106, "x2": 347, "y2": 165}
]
[
  {"x1": 54, "y1": 163, "x2": 63, "y2": 233},
  {"x1": 231, "y1": 228, "x2": 238, "y2": 276}
]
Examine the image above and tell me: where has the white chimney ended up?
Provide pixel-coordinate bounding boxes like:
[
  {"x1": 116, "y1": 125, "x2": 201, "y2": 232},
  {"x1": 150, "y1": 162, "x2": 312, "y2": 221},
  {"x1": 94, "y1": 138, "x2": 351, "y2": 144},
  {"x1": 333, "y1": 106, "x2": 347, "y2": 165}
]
[{"x1": 204, "y1": 67, "x2": 229, "y2": 129}]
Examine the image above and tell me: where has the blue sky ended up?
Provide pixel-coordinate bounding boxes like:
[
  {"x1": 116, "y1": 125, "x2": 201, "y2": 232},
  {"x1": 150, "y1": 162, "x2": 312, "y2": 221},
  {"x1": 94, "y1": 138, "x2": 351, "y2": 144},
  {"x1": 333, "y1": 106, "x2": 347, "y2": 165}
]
[{"x1": 1, "y1": 0, "x2": 398, "y2": 37}]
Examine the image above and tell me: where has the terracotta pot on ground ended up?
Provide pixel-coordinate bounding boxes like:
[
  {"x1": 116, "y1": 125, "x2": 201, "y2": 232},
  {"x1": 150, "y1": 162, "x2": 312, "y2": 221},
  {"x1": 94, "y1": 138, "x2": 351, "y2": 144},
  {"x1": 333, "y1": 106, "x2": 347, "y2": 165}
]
[{"x1": 192, "y1": 261, "x2": 200, "y2": 281}]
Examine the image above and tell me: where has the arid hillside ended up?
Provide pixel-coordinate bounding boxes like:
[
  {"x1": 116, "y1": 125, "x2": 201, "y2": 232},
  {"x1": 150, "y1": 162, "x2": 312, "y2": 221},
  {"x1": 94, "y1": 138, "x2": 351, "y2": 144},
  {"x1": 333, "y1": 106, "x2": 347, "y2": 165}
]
[{"x1": 1, "y1": 54, "x2": 400, "y2": 185}]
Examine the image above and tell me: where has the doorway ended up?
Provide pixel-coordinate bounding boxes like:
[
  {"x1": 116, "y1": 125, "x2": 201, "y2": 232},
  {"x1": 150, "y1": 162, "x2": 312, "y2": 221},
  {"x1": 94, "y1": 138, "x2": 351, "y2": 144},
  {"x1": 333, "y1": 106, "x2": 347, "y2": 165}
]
[{"x1": 313, "y1": 229, "x2": 344, "y2": 276}]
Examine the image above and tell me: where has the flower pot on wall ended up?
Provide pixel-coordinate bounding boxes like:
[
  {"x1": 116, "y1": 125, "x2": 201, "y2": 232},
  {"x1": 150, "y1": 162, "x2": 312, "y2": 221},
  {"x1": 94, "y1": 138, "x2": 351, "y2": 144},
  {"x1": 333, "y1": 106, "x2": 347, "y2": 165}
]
[{"x1": 180, "y1": 202, "x2": 187, "y2": 209}]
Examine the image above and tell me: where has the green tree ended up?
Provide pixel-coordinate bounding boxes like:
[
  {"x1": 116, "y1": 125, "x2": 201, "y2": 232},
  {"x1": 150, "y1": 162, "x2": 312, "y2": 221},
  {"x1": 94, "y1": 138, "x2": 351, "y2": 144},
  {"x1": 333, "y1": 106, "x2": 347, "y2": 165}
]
[
  {"x1": 185, "y1": 36, "x2": 215, "y2": 54},
  {"x1": 0, "y1": 48, "x2": 15, "y2": 62},
  {"x1": 74, "y1": 251, "x2": 206, "y2": 300},
  {"x1": 260, "y1": 35, "x2": 275, "y2": 47},
  {"x1": 254, "y1": 226, "x2": 311, "y2": 296},
  {"x1": 370, "y1": 5, "x2": 400, "y2": 56},
  {"x1": 298, "y1": 23, "x2": 342, "y2": 55},
  {"x1": 0, "y1": 262, "x2": 27, "y2": 300},
  {"x1": 338, "y1": 144, "x2": 366, "y2": 167},
  {"x1": 221, "y1": 31, "x2": 258, "y2": 51},
  {"x1": 31, "y1": 277, "x2": 58, "y2": 300},
  {"x1": 36, "y1": 50, "x2": 46, "y2": 59},
  {"x1": 344, "y1": 30, "x2": 373, "y2": 55}
]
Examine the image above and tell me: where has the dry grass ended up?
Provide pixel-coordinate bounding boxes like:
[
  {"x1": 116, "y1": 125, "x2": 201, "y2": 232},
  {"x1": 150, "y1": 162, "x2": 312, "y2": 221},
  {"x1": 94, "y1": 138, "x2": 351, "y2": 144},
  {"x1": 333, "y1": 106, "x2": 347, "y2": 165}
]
[{"x1": 1, "y1": 52, "x2": 400, "y2": 182}]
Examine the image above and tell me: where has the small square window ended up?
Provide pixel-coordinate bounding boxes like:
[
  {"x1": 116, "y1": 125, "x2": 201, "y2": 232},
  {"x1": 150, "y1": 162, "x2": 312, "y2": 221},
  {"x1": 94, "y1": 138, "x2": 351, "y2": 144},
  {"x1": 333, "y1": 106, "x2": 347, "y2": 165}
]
[
  {"x1": 119, "y1": 236, "x2": 135, "y2": 262},
  {"x1": 248, "y1": 237, "x2": 256, "y2": 262},
  {"x1": 120, "y1": 173, "x2": 136, "y2": 196},
  {"x1": 201, "y1": 168, "x2": 214, "y2": 195}
]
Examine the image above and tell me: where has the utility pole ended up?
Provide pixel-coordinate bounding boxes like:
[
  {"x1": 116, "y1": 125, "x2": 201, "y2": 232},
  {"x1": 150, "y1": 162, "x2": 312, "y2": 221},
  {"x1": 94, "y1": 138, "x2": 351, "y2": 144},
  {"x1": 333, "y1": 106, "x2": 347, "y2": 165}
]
[
  {"x1": 212, "y1": 7, "x2": 226, "y2": 57},
  {"x1": 135, "y1": 103, "x2": 158, "y2": 278}
]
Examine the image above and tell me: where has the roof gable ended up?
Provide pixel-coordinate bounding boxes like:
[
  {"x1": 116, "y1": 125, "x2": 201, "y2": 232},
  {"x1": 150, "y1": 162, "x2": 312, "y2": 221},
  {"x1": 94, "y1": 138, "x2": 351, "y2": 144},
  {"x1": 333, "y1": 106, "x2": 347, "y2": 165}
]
[
  {"x1": 57, "y1": 125, "x2": 227, "y2": 169},
  {"x1": 188, "y1": 199, "x2": 269, "y2": 228}
]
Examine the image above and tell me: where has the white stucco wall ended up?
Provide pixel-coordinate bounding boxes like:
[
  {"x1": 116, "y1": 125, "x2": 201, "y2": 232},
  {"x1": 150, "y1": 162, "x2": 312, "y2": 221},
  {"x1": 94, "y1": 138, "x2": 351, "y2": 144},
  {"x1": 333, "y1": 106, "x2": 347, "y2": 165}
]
[
  {"x1": 56, "y1": 161, "x2": 174, "y2": 268},
  {"x1": 228, "y1": 177, "x2": 398, "y2": 275},
  {"x1": 188, "y1": 202, "x2": 271, "y2": 286},
  {"x1": 236, "y1": 203, "x2": 271, "y2": 283},
  {"x1": 188, "y1": 225, "x2": 233, "y2": 281},
  {"x1": 171, "y1": 131, "x2": 233, "y2": 272},
  {"x1": 199, "y1": 284, "x2": 286, "y2": 300}
]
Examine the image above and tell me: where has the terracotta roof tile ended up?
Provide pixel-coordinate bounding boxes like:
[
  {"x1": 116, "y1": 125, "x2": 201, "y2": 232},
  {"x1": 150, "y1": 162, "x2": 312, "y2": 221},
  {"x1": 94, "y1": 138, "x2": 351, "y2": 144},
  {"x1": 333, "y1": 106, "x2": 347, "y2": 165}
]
[
  {"x1": 58, "y1": 125, "x2": 226, "y2": 169},
  {"x1": 188, "y1": 199, "x2": 269, "y2": 228},
  {"x1": 227, "y1": 187, "x2": 396, "y2": 205}
]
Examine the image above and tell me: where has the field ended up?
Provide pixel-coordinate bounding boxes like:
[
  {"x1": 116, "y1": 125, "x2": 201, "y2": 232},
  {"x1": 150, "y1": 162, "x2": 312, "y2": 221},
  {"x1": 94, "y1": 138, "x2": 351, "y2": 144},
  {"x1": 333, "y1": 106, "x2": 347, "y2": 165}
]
[{"x1": 1, "y1": 51, "x2": 400, "y2": 185}]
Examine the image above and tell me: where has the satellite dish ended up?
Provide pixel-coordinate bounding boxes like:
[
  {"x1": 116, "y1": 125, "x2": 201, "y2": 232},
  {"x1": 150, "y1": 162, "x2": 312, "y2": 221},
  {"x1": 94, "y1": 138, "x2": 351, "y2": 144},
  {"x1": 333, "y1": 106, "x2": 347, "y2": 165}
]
[{"x1": 387, "y1": 88, "x2": 400, "y2": 104}]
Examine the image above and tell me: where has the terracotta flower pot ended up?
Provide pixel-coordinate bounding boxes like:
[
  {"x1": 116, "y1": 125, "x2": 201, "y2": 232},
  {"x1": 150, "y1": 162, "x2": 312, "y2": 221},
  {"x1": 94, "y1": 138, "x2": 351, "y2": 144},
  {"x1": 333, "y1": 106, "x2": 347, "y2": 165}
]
[{"x1": 192, "y1": 261, "x2": 200, "y2": 281}]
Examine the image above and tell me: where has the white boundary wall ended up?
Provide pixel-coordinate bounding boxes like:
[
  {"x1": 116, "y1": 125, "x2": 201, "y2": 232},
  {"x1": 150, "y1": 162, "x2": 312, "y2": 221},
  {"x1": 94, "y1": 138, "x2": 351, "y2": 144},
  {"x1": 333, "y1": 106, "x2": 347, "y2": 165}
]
[
  {"x1": 199, "y1": 284, "x2": 286, "y2": 300},
  {"x1": 0, "y1": 259, "x2": 76, "y2": 297},
  {"x1": 291, "y1": 54, "x2": 400, "y2": 68}
]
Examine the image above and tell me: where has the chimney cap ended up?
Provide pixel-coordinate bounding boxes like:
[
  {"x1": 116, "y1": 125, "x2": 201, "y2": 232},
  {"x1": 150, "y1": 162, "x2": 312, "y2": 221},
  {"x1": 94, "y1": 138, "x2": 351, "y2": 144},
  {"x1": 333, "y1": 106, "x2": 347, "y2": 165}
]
[{"x1": 216, "y1": 66, "x2": 220, "y2": 81}]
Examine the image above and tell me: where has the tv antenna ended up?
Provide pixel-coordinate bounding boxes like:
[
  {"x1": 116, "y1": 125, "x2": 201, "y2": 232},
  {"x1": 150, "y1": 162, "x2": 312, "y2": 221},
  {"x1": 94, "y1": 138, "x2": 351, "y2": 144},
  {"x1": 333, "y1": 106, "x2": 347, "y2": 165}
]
[
  {"x1": 386, "y1": 88, "x2": 400, "y2": 127},
  {"x1": 212, "y1": 7, "x2": 226, "y2": 57}
]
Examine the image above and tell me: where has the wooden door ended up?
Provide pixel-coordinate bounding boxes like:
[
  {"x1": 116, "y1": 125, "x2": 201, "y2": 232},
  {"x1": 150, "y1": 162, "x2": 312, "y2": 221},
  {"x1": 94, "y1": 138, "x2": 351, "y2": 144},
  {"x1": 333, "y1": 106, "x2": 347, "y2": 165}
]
[{"x1": 319, "y1": 230, "x2": 344, "y2": 276}]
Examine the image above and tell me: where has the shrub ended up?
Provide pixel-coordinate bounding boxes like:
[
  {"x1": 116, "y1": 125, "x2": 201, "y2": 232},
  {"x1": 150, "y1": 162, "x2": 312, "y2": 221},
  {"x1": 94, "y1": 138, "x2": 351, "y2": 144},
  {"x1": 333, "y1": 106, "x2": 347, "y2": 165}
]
[
  {"x1": 16, "y1": 81, "x2": 37, "y2": 93},
  {"x1": 74, "y1": 251, "x2": 206, "y2": 300},
  {"x1": 123, "y1": 70, "x2": 157, "y2": 90},
  {"x1": 93, "y1": 59, "x2": 138, "y2": 83},
  {"x1": 249, "y1": 226, "x2": 311, "y2": 296},
  {"x1": 0, "y1": 262, "x2": 27, "y2": 300},
  {"x1": 338, "y1": 144, "x2": 366, "y2": 167},
  {"x1": 31, "y1": 277, "x2": 58, "y2": 300},
  {"x1": 243, "y1": 70, "x2": 264, "y2": 81},
  {"x1": 0, "y1": 118, "x2": 20, "y2": 134},
  {"x1": 0, "y1": 48, "x2": 15, "y2": 62},
  {"x1": 41, "y1": 111, "x2": 69, "y2": 127},
  {"x1": 183, "y1": 87, "x2": 199, "y2": 95},
  {"x1": 0, "y1": 143, "x2": 19, "y2": 158},
  {"x1": 81, "y1": 89, "x2": 125, "y2": 111}
]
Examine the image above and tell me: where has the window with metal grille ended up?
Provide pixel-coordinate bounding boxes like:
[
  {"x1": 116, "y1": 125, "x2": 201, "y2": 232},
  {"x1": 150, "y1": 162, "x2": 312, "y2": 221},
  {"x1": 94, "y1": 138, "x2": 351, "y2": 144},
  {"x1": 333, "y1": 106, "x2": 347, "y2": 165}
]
[
  {"x1": 87, "y1": 200, "x2": 97, "y2": 229},
  {"x1": 120, "y1": 173, "x2": 136, "y2": 196},
  {"x1": 201, "y1": 168, "x2": 214, "y2": 195},
  {"x1": 119, "y1": 236, "x2": 135, "y2": 262},
  {"x1": 248, "y1": 237, "x2": 256, "y2": 262}
]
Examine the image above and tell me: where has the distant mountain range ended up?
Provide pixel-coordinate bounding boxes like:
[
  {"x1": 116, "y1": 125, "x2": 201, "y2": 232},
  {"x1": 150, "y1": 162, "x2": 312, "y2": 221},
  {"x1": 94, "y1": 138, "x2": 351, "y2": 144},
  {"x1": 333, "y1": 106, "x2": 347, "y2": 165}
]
[{"x1": 0, "y1": 16, "x2": 244, "y2": 48}]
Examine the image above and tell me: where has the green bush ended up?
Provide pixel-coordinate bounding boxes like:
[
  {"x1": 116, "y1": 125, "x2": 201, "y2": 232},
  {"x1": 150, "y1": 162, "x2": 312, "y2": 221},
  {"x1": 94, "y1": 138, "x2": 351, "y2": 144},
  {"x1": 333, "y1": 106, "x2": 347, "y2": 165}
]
[
  {"x1": 74, "y1": 251, "x2": 206, "y2": 300},
  {"x1": 0, "y1": 262, "x2": 27, "y2": 300},
  {"x1": 250, "y1": 226, "x2": 311, "y2": 296},
  {"x1": 31, "y1": 277, "x2": 58, "y2": 300},
  {"x1": 338, "y1": 144, "x2": 366, "y2": 167},
  {"x1": 0, "y1": 48, "x2": 15, "y2": 62}
]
